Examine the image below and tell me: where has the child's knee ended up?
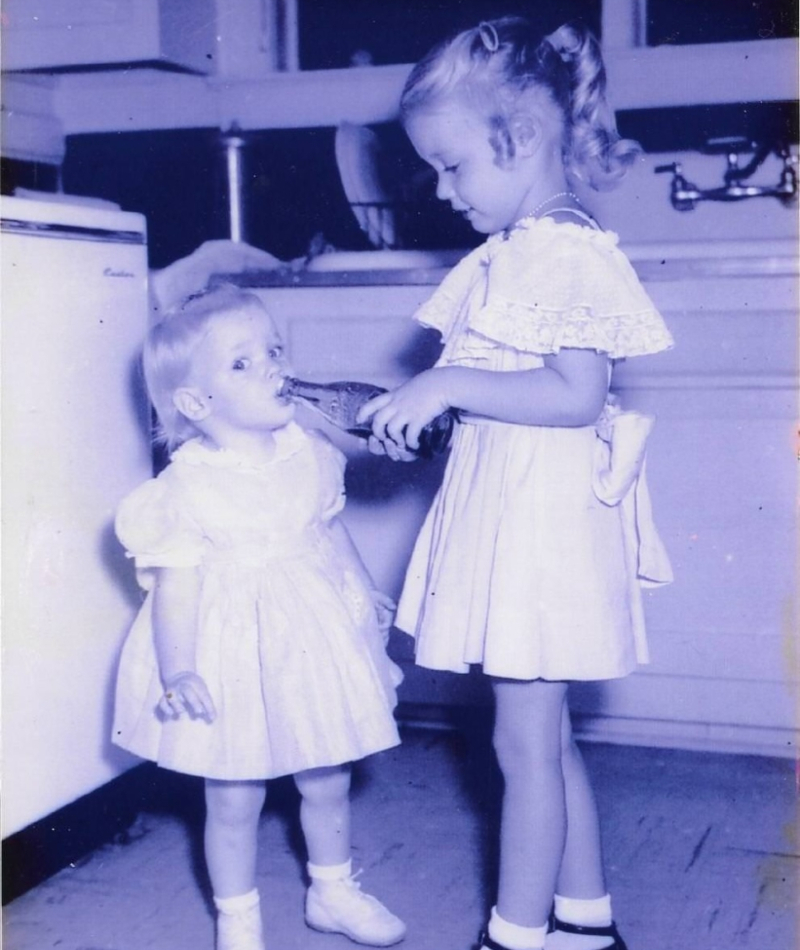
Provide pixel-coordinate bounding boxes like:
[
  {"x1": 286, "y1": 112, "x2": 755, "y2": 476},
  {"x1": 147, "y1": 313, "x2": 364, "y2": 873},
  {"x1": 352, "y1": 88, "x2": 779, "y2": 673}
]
[
  {"x1": 295, "y1": 764, "x2": 351, "y2": 806},
  {"x1": 205, "y1": 779, "x2": 265, "y2": 826},
  {"x1": 493, "y1": 720, "x2": 562, "y2": 780}
]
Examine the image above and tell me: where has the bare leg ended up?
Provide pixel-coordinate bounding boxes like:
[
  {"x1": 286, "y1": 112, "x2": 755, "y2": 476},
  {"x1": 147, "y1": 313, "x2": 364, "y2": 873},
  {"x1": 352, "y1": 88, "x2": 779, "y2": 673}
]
[
  {"x1": 205, "y1": 779, "x2": 267, "y2": 899},
  {"x1": 297, "y1": 763, "x2": 406, "y2": 945},
  {"x1": 491, "y1": 678, "x2": 569, "y2": 928},
  {"x1": 294, "y1": 764, "x2": 352, "y2": 867},
  {"x1": 557, "y1": 706, "x2": 607, "y2": 899}
]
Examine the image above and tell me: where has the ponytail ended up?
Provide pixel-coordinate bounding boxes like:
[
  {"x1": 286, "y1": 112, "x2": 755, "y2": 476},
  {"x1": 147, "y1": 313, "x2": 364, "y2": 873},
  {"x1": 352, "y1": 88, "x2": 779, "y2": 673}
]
[{"x1": 544, "y1": 23, "x2": 640, "y2": 189}]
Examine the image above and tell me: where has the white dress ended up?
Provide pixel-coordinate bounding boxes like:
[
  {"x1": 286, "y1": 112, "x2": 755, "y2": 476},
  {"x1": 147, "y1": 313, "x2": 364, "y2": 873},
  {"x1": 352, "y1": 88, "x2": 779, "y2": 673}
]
[
  {"x1": 113, "y1": 422, "x2": 401, "y2": 780},
  {"x1": 395, "y1": 217, "x2": 674, "y2": 682}
]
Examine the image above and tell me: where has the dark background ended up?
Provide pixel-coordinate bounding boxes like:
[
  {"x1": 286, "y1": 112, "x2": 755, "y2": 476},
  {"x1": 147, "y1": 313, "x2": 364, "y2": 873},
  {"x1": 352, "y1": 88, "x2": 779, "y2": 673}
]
[{"x1": 296, "y1": 0, "x2": 795, "y2": 69}]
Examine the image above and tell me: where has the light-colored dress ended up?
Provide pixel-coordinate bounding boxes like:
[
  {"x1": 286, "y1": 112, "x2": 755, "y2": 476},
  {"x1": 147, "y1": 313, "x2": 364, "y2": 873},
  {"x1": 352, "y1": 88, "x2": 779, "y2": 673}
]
[
  {"x1": 113, "y1": 422, "x2": 401, "y2": 780},
  {"x1": 395, "y1": 217, "x2": 674, "y2": 682}
]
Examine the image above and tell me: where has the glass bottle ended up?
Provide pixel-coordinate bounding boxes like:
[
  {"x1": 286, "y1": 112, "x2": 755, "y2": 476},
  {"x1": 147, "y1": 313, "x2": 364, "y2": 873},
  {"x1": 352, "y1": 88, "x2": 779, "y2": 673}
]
[{"x1": 279, "y1": 377, "x2": 456, "y2": 458}]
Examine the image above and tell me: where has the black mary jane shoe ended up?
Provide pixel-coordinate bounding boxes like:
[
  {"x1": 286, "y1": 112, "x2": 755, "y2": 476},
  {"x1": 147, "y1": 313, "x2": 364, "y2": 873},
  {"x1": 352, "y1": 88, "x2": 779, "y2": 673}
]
[{"x1": 551, "y1": 917, "x2": 629, "y2": 950}]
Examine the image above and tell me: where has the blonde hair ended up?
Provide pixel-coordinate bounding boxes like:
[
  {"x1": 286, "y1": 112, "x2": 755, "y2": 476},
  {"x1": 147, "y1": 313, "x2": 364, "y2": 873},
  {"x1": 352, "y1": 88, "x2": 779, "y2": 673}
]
[
  {"x1": 143, "y1": 285, "x2": 267, "y2": 451},
  {"x1": 400, "y1": 16, "x2": 639, "y2": 190}
]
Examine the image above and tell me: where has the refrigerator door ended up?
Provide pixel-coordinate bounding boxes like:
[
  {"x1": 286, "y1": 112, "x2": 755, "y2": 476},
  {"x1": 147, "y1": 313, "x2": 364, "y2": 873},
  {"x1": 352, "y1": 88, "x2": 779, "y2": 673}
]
[{"x1": 1, "y1": 196, "x2": 152, "y2": 838}]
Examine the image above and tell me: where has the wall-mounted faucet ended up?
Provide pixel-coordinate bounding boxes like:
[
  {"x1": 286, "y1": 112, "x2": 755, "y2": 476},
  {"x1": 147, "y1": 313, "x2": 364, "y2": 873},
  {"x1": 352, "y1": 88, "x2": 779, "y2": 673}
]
[{"x1": 655, "y1": 137, "x2": 797, "y2": 211}]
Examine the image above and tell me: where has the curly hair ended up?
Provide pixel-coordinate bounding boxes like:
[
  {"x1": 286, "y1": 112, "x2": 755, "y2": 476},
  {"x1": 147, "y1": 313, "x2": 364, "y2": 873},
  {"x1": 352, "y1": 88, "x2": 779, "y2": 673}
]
[{"x1": 400, "y1": 16, "x2": 640, "y2": 190}]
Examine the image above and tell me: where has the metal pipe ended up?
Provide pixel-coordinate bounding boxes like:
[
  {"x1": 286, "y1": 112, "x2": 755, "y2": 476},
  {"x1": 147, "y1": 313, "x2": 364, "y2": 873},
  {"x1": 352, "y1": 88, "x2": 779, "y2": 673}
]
[
  {"x1": 279, "y1": 0, "x2": 299, "y2": 71},
  {"x1": 655, "y1": 145, "x2": 798, "y2": 211},
  {"x1": 223, "y1": 127, "x2": 247, "y2": 243}
]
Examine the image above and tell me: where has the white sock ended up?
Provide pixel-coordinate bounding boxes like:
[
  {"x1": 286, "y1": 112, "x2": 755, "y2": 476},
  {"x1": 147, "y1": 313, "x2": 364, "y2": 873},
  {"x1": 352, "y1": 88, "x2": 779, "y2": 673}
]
[
  {"x1": 487, "y1": 906, "x2": 547, "y2": 950},
  {"x1": 307, "y1": 858, "x2": 352, "y2": 883},
  {"x1": 214, "y1": 888, "x2": 260, "y2": 915},
  {"x1": 554, "y1": 894, "x2": 612, "y2": 927}
]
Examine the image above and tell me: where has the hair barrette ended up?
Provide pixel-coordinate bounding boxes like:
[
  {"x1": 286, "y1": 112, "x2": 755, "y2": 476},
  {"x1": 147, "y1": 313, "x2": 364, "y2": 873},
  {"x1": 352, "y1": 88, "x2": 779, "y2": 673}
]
[
  {"x1": 544, "y1": 29, "x2": 578, "y2": 64},
  {"x1": 478, "y1": 22, "x2": 500, "y2": 53}
]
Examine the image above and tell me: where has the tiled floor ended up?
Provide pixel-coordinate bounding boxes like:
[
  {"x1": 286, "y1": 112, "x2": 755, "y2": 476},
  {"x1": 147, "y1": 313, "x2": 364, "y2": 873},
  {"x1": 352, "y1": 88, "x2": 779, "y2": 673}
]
[{"x1": 4, "y1": 724, "x2": 797, "y2": 950}]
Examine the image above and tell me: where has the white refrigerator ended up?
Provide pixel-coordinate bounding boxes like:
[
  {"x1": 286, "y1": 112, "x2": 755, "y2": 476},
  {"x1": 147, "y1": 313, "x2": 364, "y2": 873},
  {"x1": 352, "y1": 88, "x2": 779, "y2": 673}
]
[{"x1": 1, "y1": 195, "x2": 153, "y2": 837}]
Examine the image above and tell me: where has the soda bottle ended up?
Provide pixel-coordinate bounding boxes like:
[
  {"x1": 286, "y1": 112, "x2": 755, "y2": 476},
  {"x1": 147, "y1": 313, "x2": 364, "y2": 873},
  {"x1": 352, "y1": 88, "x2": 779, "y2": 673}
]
[{"x1": 279, "y1": 377, "x2": 456, "y2": 458}]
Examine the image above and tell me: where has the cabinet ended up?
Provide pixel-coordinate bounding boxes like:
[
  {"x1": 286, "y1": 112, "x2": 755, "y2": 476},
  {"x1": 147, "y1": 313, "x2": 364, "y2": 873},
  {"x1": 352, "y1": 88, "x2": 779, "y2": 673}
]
[
  {"x1": 1, "y1": 0, "x2": 216, "y2": 73},
  {"x1": 237, "y1": 237, "x2": 799, "y2": 759}
]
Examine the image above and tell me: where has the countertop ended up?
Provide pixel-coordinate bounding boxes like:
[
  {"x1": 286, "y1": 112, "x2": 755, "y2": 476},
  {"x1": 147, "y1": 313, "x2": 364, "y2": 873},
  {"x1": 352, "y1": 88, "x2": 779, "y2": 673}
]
[{"x1": 216, "y1": 240, "x2": 799, "y2": 289}]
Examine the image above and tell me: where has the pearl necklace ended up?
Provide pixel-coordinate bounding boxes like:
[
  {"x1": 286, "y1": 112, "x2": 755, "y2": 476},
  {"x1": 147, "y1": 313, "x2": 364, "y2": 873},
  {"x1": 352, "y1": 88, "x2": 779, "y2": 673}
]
[
  {"x1": 527, "y1": 191, "x2": 580, "y2": 219},
  {"x1": 503, "y1": 191, "x2": 584, "y2": 239}
]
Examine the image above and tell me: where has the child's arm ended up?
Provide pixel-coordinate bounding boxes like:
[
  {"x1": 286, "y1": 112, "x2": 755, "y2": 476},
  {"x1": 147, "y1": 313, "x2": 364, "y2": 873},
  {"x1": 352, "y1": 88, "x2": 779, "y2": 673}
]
[
  {"x1": 327, "y1": 517, "x2": 396, "y2": 636},
  {"x1": 151, "y1": 566, "x2": 217, "y2": 722},
  {"x1": 359, "y1": 347, "x2": 609, "y2": 453}
]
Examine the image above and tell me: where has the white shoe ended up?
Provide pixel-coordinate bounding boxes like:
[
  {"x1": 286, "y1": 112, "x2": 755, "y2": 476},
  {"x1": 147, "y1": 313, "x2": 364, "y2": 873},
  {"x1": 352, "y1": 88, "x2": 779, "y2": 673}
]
[
  {"x1": 215, "y1": 890, "x2": 265, "y2": 950},
  {"x1": 305, "y1": 872, "x2": 406, "y2": 946}
]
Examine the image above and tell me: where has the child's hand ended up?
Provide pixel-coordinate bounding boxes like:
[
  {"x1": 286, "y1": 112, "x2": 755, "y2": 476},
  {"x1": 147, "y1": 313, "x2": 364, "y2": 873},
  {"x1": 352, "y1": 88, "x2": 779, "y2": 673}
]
[
  {"x1": 356, "y1": 388, "x2": 418, "y2": 461},
  {"x1": 158, "y1": 671, "x2": 217, "y2": 722},
  {"x1": 370, "y1": 590, "x2": 397, "y2": 639},
  {"x1": 364, "y1": 433, "x2": 418, "y2": 463},
  {"x1": 358, "y1": 370, "x2": 450, "y2": 457}
]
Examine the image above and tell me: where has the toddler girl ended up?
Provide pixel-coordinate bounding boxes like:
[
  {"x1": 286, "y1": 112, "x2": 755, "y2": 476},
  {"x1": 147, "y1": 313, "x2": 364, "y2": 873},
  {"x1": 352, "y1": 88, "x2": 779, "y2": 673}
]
[
  {"x1": 113, "y1": 286, "x2": 406, "y2": 949},
  {"x1": 360, "y1": 17, "x2": 673, "y2": 950}
]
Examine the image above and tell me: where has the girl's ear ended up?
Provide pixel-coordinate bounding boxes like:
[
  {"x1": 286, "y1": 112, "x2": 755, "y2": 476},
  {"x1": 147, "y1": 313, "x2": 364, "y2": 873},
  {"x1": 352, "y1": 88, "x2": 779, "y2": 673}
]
[
  {"x1": 508, "y1": 112, "x2": 540, "y2": 158},
  {"x1": 173, "y1": 387, "x2": 211, "y2": 422}
]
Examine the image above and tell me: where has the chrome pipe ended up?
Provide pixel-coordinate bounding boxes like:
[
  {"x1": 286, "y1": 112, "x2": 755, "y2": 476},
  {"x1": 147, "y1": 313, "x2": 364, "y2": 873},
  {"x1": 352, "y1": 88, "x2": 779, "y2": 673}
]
[{"x1": 222, "y1": 127, "x2": 247, "y2": 243}]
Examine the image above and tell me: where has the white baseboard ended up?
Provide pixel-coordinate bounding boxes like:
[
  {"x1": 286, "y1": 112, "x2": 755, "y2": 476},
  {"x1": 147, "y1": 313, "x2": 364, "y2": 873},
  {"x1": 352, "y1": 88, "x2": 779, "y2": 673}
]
[
  {"x1": 396, "y1": 704, "x2": 798, "y2": 759},
  {"x1": 572, "y1": 714, "x2": 797, "y2": 759}
]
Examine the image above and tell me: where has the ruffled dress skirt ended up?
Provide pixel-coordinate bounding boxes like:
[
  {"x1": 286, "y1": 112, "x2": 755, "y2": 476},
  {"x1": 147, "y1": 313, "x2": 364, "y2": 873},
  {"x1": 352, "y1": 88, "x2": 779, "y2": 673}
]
[
  {"x1": 112, "y1": 428, "x2": 401, "y2": 781},
  {"x1": 116, "y1": 536, "x2": 401, "y2": 780},
  {"x1": 396, "y1": 415, "x2": 658, "y2": 681}
]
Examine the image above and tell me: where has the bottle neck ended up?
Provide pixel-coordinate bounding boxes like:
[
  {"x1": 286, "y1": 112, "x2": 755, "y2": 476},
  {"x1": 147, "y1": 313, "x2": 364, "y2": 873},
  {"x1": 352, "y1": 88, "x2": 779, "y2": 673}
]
[{"x1": 280, "y1": 377, "x2": 325, "y2": 399}]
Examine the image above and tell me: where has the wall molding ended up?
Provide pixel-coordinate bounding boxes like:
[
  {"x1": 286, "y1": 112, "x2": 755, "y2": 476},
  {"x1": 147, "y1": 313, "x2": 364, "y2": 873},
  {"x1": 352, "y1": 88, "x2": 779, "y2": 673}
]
[
  {"x1": 396, "y1": 704, "x2": 798, "y2": 760},
  {"x1": 572, "y1": 713, "x2": 798, "y2": 760},
  {"x1": 45, "y1": 38, "x2": 798, "y2": 135}
]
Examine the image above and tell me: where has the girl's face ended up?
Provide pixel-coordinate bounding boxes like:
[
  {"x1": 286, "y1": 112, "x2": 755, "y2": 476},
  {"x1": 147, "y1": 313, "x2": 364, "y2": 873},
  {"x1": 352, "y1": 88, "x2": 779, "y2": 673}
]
[
  {"x1": 185, "y1": 305, "x2": 295, "y2": 435},
  {"x1": 405, "y1": 101, "x2": 535, "y2": 234}
]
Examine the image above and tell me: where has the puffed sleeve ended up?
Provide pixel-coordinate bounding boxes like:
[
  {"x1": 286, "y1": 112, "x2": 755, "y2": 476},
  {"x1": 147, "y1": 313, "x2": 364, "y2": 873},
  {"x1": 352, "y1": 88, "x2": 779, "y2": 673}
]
[
  {"x1": 115, "y1": 472, "x2": 206, "y2": 583},
  {"x1": 306, "y1": 429, "x2": 347, "y2": 522},
  {"x1": 468, "y1": 225, "x2": 674, "y2": 359},
  {"x1": 413, "y1": 242, "x2": 492, "y2": 337}
]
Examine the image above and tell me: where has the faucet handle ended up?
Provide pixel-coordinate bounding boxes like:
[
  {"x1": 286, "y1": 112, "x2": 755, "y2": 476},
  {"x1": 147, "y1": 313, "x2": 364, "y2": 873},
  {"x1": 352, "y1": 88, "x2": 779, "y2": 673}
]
[{"x1": 654, "y1": 162, "x2": 698, "y2": 211}]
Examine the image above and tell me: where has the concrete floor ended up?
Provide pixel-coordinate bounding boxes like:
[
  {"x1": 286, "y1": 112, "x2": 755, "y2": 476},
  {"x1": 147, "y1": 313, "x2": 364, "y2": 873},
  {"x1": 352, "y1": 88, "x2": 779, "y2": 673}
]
[{"x1": 3, "y1": 724, "x2": 797, "y2": 950}]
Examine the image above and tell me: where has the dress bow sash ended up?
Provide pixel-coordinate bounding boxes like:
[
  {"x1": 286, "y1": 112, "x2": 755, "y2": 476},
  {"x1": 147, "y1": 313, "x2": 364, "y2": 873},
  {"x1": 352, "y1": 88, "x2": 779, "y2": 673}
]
[{"x1": 593, "y1": 401, "x2": 673, "y2": 590}]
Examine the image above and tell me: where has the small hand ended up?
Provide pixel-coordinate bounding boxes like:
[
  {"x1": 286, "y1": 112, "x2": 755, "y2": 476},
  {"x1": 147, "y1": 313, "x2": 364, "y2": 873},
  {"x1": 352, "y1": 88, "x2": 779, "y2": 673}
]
[
  {"x1": 370, "y1": 590, "x2": 397, "y2": 638},
  {"x1": 365, "y1": 433, "x2": 418, "y2": 463},
  {"x1": 158, "y1": 671, "x2": 217, "y2": 722},
  {"x1": 357, "y1": 370, "x2": 449, "y2": 457},
  {"x1": 359, "y1": 393, "x2": 416, "y2": 461}
]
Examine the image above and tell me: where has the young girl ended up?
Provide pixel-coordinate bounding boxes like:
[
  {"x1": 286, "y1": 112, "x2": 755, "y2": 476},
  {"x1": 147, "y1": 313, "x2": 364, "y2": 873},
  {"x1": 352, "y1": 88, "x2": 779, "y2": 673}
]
[
  {"x1": 359, "y1": 17, "x2": 673, "y2": 950},
  {"x1": 112, "y1": 286, "x2": 406, "y2": 950}
]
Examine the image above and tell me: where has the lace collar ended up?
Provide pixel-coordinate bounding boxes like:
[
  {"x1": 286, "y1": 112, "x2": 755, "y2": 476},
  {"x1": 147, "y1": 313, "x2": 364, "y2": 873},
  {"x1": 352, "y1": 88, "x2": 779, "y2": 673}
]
[{"x1": 502, "y1": 215, "x2": 620, "y2": 248}]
